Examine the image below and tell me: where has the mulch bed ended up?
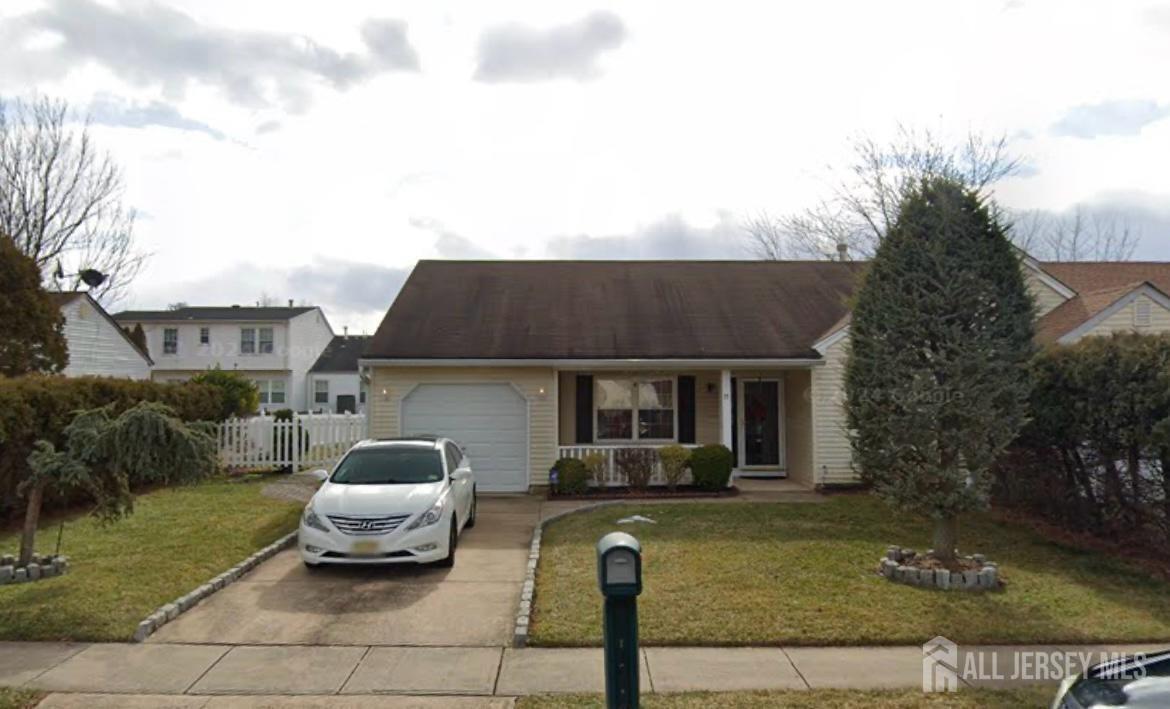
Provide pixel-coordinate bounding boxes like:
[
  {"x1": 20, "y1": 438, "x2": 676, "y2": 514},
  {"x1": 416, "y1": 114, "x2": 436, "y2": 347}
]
[{"x1": 548, "y1": 485, "x2": 740, "y2": 500}]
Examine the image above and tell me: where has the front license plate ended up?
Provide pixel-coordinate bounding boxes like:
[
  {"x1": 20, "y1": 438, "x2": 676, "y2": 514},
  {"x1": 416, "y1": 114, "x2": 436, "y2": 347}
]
[{"x1": 350, "y1": 540, "x2": 379, "y2": 556}]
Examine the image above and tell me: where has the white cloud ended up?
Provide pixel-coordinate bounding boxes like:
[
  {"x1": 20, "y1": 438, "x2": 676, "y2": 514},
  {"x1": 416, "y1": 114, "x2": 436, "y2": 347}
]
[{"x1": 474, "y1": 11, "x2": 626, "y2": 82}]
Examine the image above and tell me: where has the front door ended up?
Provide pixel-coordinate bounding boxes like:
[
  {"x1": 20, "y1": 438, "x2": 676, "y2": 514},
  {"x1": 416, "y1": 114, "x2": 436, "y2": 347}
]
[{"x1": 742, "y1": 381, "x2": 780, "y2": 467}]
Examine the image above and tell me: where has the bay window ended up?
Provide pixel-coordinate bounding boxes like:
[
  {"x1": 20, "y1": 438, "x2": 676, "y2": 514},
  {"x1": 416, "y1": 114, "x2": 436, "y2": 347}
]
[{"x1": 595, "y1": 377, "x2": 675, "y2": 441}]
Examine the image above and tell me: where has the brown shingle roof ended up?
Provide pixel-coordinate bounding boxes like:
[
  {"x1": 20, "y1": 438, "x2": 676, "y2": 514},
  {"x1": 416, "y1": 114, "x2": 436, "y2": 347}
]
[
  {"x1": 367, "y1": 261, "x2": 863, "y2": 360},
  {"x1": 1041, "y1": 262, "x2": 1170, "y2": 295},
  {"x1": 1035, "y1": 282, "x2": 1146, "y2": 344}
]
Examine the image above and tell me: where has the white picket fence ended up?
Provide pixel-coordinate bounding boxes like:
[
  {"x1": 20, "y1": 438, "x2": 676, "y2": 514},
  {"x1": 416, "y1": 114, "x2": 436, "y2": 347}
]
[
  {"x1": 557, "y1": 444, "x2": 701, "y2": 487},
  {"x1": 217, "y1": 413, "x2": 367, "y2": 471}
]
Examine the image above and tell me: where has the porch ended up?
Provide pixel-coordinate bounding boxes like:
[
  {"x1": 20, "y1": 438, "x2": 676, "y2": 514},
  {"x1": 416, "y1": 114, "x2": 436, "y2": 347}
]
[{"x1": 555, "y1": 368, "x2": 817, "y2": 487}]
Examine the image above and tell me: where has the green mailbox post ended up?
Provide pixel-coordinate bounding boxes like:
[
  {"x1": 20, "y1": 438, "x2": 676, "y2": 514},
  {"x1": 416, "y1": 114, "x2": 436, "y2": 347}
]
[{"x1": 597, "y1": 532, "x2": 642, "y2": 709}]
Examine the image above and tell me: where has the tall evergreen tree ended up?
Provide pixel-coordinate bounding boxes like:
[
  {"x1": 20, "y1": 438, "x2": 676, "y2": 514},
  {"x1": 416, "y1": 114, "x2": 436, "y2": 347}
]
[
  {"x1": 846, "y1": 178, "x2": 1035, "y2": 562},
  {"x1": 0, "y1": 234, "x2": 67, "y2": 376}
]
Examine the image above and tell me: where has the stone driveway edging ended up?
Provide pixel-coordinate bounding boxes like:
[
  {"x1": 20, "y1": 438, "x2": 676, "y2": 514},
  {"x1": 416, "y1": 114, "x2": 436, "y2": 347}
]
[
  {"x1": 132, "y1": 531, "x2": 298, "y2": 642},
  {"x1": 513, "y1": 501, "x2": 623, "y2": 648}
]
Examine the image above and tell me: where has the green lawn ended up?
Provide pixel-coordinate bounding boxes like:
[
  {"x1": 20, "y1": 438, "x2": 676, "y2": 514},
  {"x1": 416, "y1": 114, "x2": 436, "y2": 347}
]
[
  {"x1": 517, "y1": 687, "x2": 1054, "y2": 708},
  {"x1": 0, "y1": 688, "x2": 43, "y2": 709},
  {"x1": 532, "y1": 496, "x2": 1170, "y2": 646},
  {"x1": 0, "y1": 476, "x2": 302, "y2": 641}
]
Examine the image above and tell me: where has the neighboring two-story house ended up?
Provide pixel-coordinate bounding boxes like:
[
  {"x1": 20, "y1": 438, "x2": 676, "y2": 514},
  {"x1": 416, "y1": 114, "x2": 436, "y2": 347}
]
[
  {"x1": 50, "y1": 291, "x2": 153, "y2": 380},
  {"x1": 114, "y1": 304, "x2": 334, "y2": 412},
  {"x1": 307, "y1": 333, "x2": 371, "y2": 414}
]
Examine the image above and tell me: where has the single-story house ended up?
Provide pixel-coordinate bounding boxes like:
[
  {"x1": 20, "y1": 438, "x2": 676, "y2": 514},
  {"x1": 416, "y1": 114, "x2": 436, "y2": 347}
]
[
  {"x1": 50, "y1": 291, "x2": 153, "y2": 380},
  {"x1": 308, "y1": 334, "x2": 371, "y2": 414},
  {"x1": 362, "y1": 258, "x2": 1170, "y2": 493}
]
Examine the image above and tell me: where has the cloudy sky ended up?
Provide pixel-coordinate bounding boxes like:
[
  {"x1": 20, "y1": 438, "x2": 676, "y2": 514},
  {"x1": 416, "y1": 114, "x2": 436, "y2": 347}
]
[{"x1": 2, "y1": 0, "x2": 1169, "y2": 332}]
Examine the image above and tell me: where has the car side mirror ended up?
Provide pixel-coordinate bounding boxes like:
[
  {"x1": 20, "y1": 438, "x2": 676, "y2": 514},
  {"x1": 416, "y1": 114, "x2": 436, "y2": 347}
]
[{"x1": 309, "y1": 469, "x2": 329, "y2": 482}]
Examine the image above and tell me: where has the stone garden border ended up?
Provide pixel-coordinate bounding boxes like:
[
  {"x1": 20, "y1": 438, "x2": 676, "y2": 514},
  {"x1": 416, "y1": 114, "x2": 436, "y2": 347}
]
[
  {"x1": 878, "y1": 546, "x2": 1001, "y2": 591},
  {"x1": 0, "y1": 554, "x2": 69, "y2": 585},
  {"x1": 514, "y1": 501, "x2": 623, "y2": 648},
  {"x1": 131, "y1": 531, "x2": 297, "y2": 642}
]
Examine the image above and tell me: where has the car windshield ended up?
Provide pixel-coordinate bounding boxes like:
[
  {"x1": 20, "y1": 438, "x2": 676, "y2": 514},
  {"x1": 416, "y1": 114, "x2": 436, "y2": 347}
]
[{"x1": 329, "y1": 447, "x2": 444, "y2": 485}]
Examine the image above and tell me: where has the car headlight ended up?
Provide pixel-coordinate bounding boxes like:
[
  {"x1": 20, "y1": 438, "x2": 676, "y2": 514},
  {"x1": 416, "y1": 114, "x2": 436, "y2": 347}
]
[
  {"x1": 407, "y1": 495, "x2": 447, "y2": 530},
  {"x1": 302, "y1": 505, "x2": 329, "y2": 532}
]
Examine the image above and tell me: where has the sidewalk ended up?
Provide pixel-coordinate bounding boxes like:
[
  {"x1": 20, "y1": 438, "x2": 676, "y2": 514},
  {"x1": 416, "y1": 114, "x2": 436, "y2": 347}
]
[{"x1": 4, "y1": 641, "x2": 1163, "y2": 704}]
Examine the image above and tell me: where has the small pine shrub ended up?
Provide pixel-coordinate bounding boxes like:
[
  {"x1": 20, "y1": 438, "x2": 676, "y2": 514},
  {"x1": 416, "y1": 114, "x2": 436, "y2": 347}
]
[
  {"x1": 553, "y1": 457, "x2": 589, "y2": 495},
  {"x1": 690, "y1": 444, "x2": 733, "y2": 491}
]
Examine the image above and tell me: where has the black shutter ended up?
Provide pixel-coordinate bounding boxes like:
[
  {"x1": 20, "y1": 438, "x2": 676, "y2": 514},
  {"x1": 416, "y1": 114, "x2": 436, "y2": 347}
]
[
  {"x1": 730, "y1": 377, "x2": 738, "y2": 461},
  {"x1": 677, "y1": 375, "x2": 696, "y2": 443},
  {"x1": 575, "y1": 375, "x2": 593, "y2": 443}
]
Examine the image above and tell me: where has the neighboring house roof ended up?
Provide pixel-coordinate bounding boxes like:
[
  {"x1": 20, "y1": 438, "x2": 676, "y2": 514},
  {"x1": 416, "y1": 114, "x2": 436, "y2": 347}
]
[
  {"x1": 367, "y1": 260, "x2": 862, "y2": 360},
  {"x1": 1036, "y1": 281, "x2": 1170, "y2": 344},
  {"x1": 50, "y1": 291, "x2": 154, "y2": 364},
  {"x1": 310, "y1": 335, "x2": 372, "y2": 373},
  {"x1": 113, "y1": 305, "x2": 317, "y2": 322},
  {"x1": 1040, "y1": 262, "x2": 1170, "y2": 295}
]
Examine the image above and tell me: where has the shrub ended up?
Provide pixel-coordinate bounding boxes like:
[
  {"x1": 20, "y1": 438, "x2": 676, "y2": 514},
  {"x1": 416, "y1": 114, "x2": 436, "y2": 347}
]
[
  {"x1": 552, "y1": 457, "x2": 589, "y2": 495},
  {"x1": 0, "y1": 375, "x2": 221, "y2": 522},
  {"x1": 690, "y1": 444, "x2": 733, "y2": 491},
  {"x1": 20, "y1": 401, "x2": 218, "y2": 565},
  {"x1": 658, "y1": 445, "x2": 691, "y2": 491},
  {"x1": 581, "y1": 451, "x2": 607, "y2": 487},
  {"x1": 615, "y1": 448, "x2": 656, "y2": 489},
  {"x1": 271, "y1": 408, "x2": 310, "y2": 473},
  {"x1": 995, "y1": 333, "x2": 1170, "y2": 554},
  {"x1": 189, "y1": 367, "x2": 259, "y2": 420}
]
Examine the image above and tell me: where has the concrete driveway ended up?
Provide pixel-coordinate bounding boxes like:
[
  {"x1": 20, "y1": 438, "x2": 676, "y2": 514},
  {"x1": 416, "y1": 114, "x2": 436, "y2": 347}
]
[{"x1": 150, "y1": 496, "x2": 541, "y2": 647}]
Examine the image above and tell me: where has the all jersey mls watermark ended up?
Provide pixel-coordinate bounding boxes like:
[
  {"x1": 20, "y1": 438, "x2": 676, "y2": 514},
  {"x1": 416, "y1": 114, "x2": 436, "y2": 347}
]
[{"x1": 922, "y1": 636, "x2": 1148, "y2": 692}]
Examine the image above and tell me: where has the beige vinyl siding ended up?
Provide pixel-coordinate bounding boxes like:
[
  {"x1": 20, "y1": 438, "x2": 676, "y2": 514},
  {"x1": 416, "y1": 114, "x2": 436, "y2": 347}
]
[
  {"x1": 1083, "y1": 294, "x2": 1170, "y2": 338},
  {"x1": 368, "y1": 366, "x2": 557, "y2": 487},
  {"x1": 784, "y1": 369, "x2": 814, "y2": 486},
  {"x1": 694, "y1": 370, "x2": 721, "y2": 444},
  {"x1": 1026, "y1": 269, "x2": 1070, "y2": 316},
  {"x1": 811, "y1": 336, "x2": 856, "y2": 485},
  {"x1": 558, "y1": 371, "x2": 576, "y2": 445}
]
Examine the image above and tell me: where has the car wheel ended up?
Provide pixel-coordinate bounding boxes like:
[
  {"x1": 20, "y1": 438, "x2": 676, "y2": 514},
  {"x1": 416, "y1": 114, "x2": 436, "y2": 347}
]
[
  {"x1": 465, "y1": 489, "x2": 477, "y2": 529},
  {"x1": 436, "y1": 518, "x2": 457, "y2": 568}
]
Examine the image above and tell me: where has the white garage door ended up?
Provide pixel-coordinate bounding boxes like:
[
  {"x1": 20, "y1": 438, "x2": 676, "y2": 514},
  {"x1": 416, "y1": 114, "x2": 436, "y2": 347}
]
[{"x1": 401, "y1": 383, "x2": 528, "y2": 492}]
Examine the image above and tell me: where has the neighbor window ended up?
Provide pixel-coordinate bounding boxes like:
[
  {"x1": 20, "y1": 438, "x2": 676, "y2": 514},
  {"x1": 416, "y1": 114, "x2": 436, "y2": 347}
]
[
  {"x1": 314, "y1": 379, "x2": 329, "y2": 404},
  {"x1": 163, "y1": 328, "x2": 178, "y2": 355},
  {"x1": 240, "y1": 328, "x2": 255, "y2": 354},
  {"x1": 595, "y1": 377, "x2": 675, "y2": 441},
  {"x1": 255, "y1": 379, "x2": 287, "y2": 406},
  {"x1": 199, "y1": 327, "x2": 210, "y2": 345},
  {"x1": 259, "y1": 327, "x2": 274, "y2": 354},
  {"x1": 359, "y1": 389, "x2": 366, "y2": 404}
]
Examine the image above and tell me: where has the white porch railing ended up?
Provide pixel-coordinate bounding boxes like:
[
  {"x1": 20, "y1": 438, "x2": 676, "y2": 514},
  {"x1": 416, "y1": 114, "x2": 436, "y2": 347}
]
[
  {"x1": 218, "y1": 413, "x2": 367, "y2": 471},
  {"x1": 557, "y1": 444, "x2": 701, "y2": 487}
]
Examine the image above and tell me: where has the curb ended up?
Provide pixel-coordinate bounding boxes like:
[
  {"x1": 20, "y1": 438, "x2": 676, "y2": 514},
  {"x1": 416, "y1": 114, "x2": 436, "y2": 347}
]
[
  {"x1": 131, "y1": 531, "x2": 298, "y2": 642},
  {"x1": 513, "y1": 501, "x2": 624, "y2": 648}
]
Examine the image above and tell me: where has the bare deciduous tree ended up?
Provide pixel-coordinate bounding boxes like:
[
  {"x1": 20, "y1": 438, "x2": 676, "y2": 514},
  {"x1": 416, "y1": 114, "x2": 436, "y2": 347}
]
[
  {"x1": 748, "y1": 125, "x2": 1021, "y2": 259},
  {"x1": 741, "y1": 211, "x2": 785, "y2": 260},
  {"x1": 0, "y1": 96, "x2": 144, "y2": 304},
  {"x1": 1006, "y1": 206, "x2": 1140, "y2": 262}
]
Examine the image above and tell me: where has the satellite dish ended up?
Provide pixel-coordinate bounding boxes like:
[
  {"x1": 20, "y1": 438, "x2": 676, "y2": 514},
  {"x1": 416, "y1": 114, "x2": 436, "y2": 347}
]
[{"x1": 79, "y1": 269, "x2": 107, "y2": 289}]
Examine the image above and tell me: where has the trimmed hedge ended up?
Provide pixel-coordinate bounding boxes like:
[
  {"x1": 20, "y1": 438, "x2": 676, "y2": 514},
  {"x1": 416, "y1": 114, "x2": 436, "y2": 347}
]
[
  {"x1": 0, "y1": 375, "x2": 223, "y2": 521},
  {"x1": 994, "y1": 333, "x2": 1170, "y2": 555},
  {"x1": 552, "y1": 457, "x2": 590, "y2": 495},
  {"x1": 690, "y1": 444, "x2": 734, "y2": 491}
]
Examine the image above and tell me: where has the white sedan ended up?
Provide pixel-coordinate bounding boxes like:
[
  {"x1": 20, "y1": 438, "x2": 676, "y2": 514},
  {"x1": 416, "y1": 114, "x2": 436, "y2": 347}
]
[{"x1": 298, "y1": 437, "x2": 476, "y2": 568}]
